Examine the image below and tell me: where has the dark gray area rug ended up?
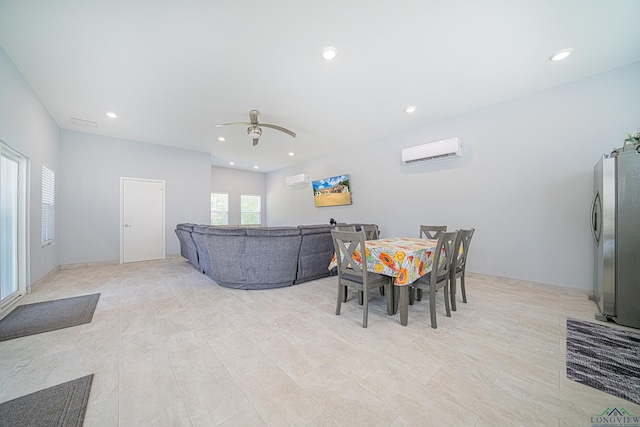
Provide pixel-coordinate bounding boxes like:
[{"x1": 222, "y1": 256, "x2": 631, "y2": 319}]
[
  {"x1": 0, "y1": 294, "x2": 100, "y2": 342},
  {"x1": 0, "y1": 374, "x2": 93, "y2": 427},
  {"x1": 566, "y1": 318, "x2": 640, "y2": 404}
]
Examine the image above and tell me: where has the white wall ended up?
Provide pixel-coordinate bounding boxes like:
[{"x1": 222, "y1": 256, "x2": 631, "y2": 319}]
[
  {"x1": 266, "y1": 61, "x2": 640, "y2": 290},
  {"x1": 211, "y1": 166, "x2": 266, "y2": 225},
  {"x1": 58, "y1": 130, "x2": 211, "y2": 265},
  {"x1": 0, "y1": 47, "x2": 60, "y2": 285}
]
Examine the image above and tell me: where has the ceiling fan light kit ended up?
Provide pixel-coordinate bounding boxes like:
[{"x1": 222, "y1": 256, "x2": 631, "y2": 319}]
[{"x1": 247, "y1": 126, "x2": 262, "y2": 146}]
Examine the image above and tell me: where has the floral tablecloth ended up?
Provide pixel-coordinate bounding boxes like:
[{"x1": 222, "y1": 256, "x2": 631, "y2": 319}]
[{"x1": 328, "y1": 237, "x2": 439, "y2": 285}]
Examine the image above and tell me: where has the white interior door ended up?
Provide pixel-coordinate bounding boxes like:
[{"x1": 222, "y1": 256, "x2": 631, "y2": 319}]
[{"x1": 121, "y1": 177, "x2": 165, "y2": 263}]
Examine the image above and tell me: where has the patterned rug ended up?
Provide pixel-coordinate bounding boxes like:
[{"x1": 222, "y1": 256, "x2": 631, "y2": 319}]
[
  {"x1": 0, "y1": 294, "x2": 100, "y2": 342},
  {"x1": 566, "y1": 318, "x2": 640, "y2": 405}
]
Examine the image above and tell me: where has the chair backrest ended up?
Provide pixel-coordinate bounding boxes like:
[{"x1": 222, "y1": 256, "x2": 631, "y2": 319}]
[
  {"x1": 420, "y1": 225, "x2": 447, "y2": 240},
  {"x1": 430, "y1": 230, "x2": 458, "y2": 283},
  {"x1": 361, "y1": 224, "x2": 380, "y2": 240},
  {"x1": 452, "y1": 228, "x2": 475, "y2": 274},
  {"x1": 331, "y1": 230, "x2": 367, "y2": 279},
  {"x1": 335, "y1": 225, "x2": 356, "y2": 232}
]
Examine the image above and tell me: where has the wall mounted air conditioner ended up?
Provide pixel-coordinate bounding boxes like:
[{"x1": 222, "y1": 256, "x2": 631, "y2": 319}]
[
  {"x1": 401, "y1": 137, "x2": 463, "y2": 164},
  {"x1": 285, "y1": 173, "x2": 310, "y2": 186}
]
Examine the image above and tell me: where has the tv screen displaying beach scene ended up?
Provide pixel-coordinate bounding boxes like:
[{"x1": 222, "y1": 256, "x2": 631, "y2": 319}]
[{"x1": 312, "y1": 174, "x2": 351, "y2": 207}]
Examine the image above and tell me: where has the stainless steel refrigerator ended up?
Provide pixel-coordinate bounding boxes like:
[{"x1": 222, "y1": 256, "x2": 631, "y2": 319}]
[{"x1": 590, "y1": 149, "x2": 640, "y2": 329}]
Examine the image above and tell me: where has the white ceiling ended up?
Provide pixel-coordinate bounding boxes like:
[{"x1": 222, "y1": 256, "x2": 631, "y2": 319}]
[{"x1": 2, "y1": 1, "x2": 640, "y2": 172}]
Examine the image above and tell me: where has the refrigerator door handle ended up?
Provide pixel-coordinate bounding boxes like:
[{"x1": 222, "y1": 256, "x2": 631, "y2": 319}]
[{"x1": 591, "y1": 192, "x2": 601, "y2": 244}]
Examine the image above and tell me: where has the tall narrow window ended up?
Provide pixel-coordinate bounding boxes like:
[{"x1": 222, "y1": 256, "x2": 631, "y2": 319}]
[
  {"x1": 1, "y1": 150, "x2": 19, "y2": 301},
  {"x1": 211, "y1": 193, "x2": 229, "y2": 225},
  {"x1": 241, "y1": 194, "x2": 261, "y2": 225},
  {"x1": 41, "y1": 164, "x2": 55, "y2": 246},
  {"x1": 1, "y1": 142, "x2": 26, "y2": 310}
]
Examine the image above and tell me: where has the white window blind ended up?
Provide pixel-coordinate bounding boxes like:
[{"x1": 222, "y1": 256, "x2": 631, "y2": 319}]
[
  {"x1": 240, "y1": 194, "x2": 261, "y2": 225},
  {"x1": 211, "y1": 193, "x2": 229, "y2": 225},
  {"x1": 41, "y1": 164, "x2": 55, "y2": 246}
]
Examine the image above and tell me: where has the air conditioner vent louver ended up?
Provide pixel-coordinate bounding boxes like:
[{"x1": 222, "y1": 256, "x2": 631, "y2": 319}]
[
  {"x1": 404, "y1": 152, "x2": 451, "y2": 163},
  {"x1": 401, "y1": 137, "x2": 462, "y2": 164},
  {"x1": 70, "y1": 117, "x2": 98, "y2": 128}
]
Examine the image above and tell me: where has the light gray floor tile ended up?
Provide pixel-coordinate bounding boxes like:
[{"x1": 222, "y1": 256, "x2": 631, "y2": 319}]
[{"x1": 1, "y1": 258, "x2": 639, "y2": 427}]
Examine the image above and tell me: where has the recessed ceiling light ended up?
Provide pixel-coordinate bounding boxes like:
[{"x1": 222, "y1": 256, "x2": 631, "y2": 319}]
[
  {"x1": 322, "y1": 47, "x2": 337, "y2": 61},
  {"x1": 106, "y1": 112, "x2": 118, "y2": 118},
  {"x1": 288, "y1": 152, "x2": 294, "y2": 156},
  {"x1": 229, "y1": 161, "x2": 234, "y2": 165},
  {"x1": 218, "y1": 137, "x2": 225, "y2": 142},
  {"x1": 254, "y1": 165, "x2": 259, "y2": 169},
  {"x1": 549, "y1": 49, "x2": 573, "y2": 62},
  {"x1": 405, "y1": 106, "x2": 416, "y2": 114}
]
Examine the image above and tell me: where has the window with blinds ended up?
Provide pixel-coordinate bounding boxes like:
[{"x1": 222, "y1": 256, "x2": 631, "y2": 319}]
[
  {"x1": 211, "y1": 192, "x2": 229, "y2": 225},
  {"x1": 240, "y1": 194, "x2": 261, "y2": 225},
  {"x1": 41, "y1": 164, "x2": 55, "y2": 246}
]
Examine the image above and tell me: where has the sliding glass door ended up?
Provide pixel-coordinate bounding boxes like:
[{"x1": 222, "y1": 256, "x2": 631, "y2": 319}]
[{"x1": 0, "y1": 142, "x2": 26, "y2": 311}]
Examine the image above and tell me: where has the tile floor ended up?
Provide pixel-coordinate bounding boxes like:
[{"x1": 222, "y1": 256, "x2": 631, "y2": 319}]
[{"x1": 1, "y1": 256, "x2": 639, "y2": 426}]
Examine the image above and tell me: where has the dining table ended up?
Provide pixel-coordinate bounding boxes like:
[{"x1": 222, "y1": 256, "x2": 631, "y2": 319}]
[{"x1": 328, "y1": 237, "x2": 441, "y2": 326}]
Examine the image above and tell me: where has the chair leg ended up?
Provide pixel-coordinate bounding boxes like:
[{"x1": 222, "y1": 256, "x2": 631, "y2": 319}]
[
  {"x1": 379, "y1": 286, "x2": 385, "y2": 296},
  {"x1": 461, "y1": 274, "x2": 467, "y2": 303},
  {"x1": 409, "y1": 287, "x2": 415, "y2": 305},
  {"x1": 399, "y1": 286, "x2": 409, "y2": 326},
  {"x1": 429, "y1": 287, "x2": 437, "y2": 328},
  {"x1": 358, "y1": 290, "x2": 363, "y2": 305},
  {"x1": 443, "y1": 283, "x2": 451, "y2": 317},
  {"x1": 386, "y1": 282, "x2": 394, "y2": 315},
  {"x1": 416, "y1": 288, "x2": 422, "y2": 301},
  {"x1": 343, "y1": 285, "x2": 348, "y2": 302},
  {"x1": 362, "y1": 290, "x2": 368, "y2": 328},
  {"x1": 450, "y1": 276, "x2": 457, "y2": 312},
  {"x1": 336, "y1": 283, "x2": 343, "y2": 315},
  {"x1": 394, "y1": 286, "x2": 399, "y2": 314}
]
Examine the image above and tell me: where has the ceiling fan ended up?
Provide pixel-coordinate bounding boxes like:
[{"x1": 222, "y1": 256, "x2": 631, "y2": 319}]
[{"x1": 216, "y1": 109, "x2": 296, "y2": 146}]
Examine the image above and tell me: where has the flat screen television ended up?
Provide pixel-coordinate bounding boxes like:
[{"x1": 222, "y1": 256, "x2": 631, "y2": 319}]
[{"x1": 312, "y1": 174, "x2": 351, "y2": 207}]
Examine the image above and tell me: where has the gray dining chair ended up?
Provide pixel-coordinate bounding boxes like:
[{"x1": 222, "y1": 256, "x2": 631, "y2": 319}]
[
  {"x1": 361, "y1": 224, "x2": 384, "y2": 295},
  {"x1": 413, "y1": 225, "x2": 448, "y2": 304},
  {"x1": 411, "y1": 230, "x2": 458, "y2": 328},
  {"x1": 419, "y1": 225, "x2": 447, "y2": 240},
  {"x1": 334, "y1": 225, "x2": 356, "y2": 301},
  {"x1": 450, "y1": 228, "x2": 475, "y2": 311},
  {"x1": 361, "y1": 224, "x2": 380, "y2": 240},
  {"x1": 331, "y1": 230, "x2": 389, "y2": 328}
]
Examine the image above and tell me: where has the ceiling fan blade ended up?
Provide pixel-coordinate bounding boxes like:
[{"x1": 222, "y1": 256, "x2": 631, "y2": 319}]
[
  {"x1": 252, "y1": 138, "x2": 259, "y2": 146},
  {"x1": 249, "y1": 109, "x2": 259, "y2": 125},
  {"x1": 260, "y1": 123, "x2": 296, "y2": 138},
  {"x1": 215, "y1": 122, "x2": 251, "y2": 127}
]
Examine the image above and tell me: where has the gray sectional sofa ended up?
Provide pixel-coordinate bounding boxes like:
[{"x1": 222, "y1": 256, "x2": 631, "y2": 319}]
[
  {"x1": 295, "y1": 224, "x2": 336, "y2": 284},
  {"x1": 175, "y1": 223, "x2": 377, "y2": 290},
  {"x1": 175, "y1": 223, "x2": 200, "y2": 271}
]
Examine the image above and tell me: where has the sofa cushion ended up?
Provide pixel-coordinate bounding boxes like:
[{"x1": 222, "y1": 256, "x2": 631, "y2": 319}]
[
  {"x1": 177, "y1": 223, "x2": 196, "y2": 231},
  {"x1": 195, "y1": 225, "x2": 247, "y2": 236},
  {"x1": 298, "y1": 224, "x2": 335, "y2": 235},
  {"x1": 245, "y1": 227, "x2": 301, "y2": 237}
]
